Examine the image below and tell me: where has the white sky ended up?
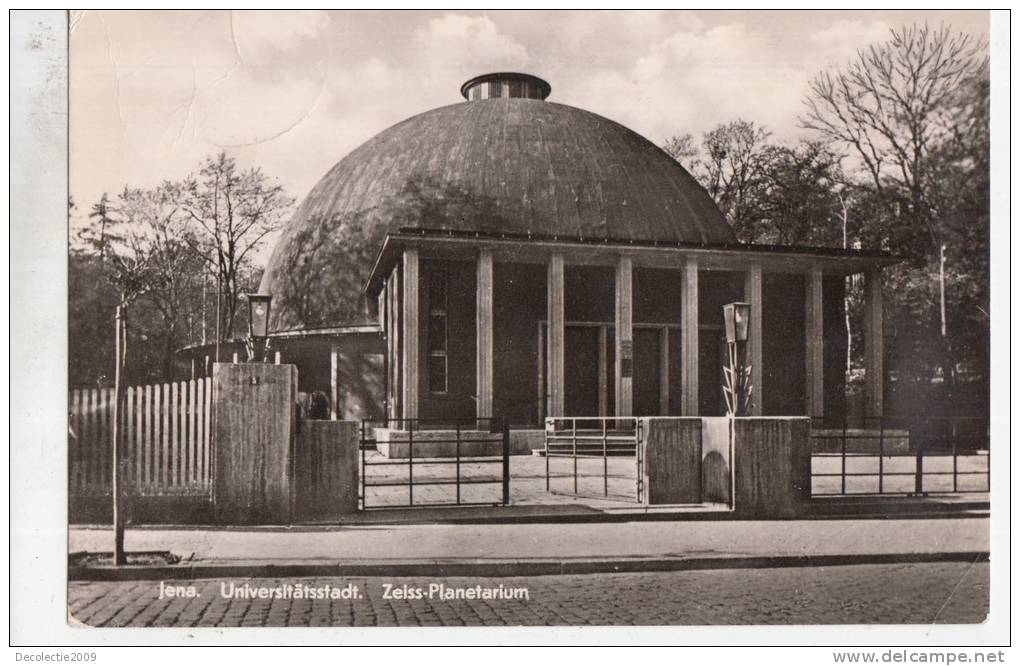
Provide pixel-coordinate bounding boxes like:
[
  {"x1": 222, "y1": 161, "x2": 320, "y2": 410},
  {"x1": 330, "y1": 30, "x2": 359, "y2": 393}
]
[{"x1": 69, "y1": 9, "x2": 990, "y2": 237}]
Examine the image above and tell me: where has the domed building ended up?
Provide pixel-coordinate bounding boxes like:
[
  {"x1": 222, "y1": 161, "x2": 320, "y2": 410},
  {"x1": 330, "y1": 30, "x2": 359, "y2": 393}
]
[{"x1": 210, "y1": 73, "x2": 894, "y2": 438}]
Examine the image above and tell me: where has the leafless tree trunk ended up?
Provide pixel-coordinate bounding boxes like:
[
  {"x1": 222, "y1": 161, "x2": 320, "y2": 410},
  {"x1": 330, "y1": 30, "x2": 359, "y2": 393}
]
[
  {"x1": 838, "y1": 193, "x2": 853, "y2": 381},
  {"x1": 112, "y1": 303, "x2": 127, "y2": 566}
]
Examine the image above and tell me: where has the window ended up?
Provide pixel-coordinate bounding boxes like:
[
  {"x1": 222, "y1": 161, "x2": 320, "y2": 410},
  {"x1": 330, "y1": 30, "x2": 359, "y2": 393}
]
[{"x1": 427, "y1": 270, "x2": 448, "y2": 394}]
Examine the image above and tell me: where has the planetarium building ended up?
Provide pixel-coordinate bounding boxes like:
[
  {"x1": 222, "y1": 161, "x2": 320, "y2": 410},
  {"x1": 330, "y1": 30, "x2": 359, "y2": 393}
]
[{"x1": 237, "y1": 72, "x2": 894, "y2": 436}]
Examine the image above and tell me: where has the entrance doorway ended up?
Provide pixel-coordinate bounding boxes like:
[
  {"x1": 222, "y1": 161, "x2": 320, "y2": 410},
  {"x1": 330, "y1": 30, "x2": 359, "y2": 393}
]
[{"x1": 540, "y1": 322, "x2": 682, "y2": 419}]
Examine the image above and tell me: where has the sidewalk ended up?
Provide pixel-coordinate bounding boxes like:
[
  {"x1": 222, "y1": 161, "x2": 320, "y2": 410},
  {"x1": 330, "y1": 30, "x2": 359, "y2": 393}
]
[{"x1": 69, "y1": 517, "x2": 989, "y2": 579}]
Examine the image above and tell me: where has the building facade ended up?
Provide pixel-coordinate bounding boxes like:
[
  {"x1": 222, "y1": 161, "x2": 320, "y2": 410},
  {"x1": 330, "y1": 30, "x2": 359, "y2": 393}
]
[{"x1": 194, "y1": 72, "x2": 896, "y2": 429}]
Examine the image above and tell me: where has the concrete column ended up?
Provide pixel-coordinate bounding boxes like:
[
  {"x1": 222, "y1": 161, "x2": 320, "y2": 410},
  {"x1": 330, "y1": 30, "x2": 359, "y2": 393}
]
[
  {"x1": 476, "y1": 250, "x2": 494, "y2": 419},
  {"x1": 597, "y1": 326, "x2": 609, "y2": 416},
  {"x1": 330, "y1": 347, "x2": 340, "y2": 421},
  {"x1": 401, "y1": 248, "x2": 420, "y2": 421},
  {"x1": 547, "y1": 253, "x2": 565, "y2": 418},
  {"x1": 864, "y1": 268, "x2": 884, "y2": 418},
  {"x1": 744, "y1": 263, "x2": 764, "y2": 415},
  {"x1": 389, "y1": 269, "x2": 401, "y2": 421},
  {"x1": 805, "y1": 267, "x2": 825, "y2": 418},
  {"x1": 658, "y1": 327, "x2": 670, "y2": 415},
  {"x1": 537, "y1": 325, "x2": 546, "y2": 424},
  {"x1": 681, "y1": 258, "x2": 699, "y2": 415},
  {"x1": 614, "y1": 255, "x2": 634, "y2": 417}
]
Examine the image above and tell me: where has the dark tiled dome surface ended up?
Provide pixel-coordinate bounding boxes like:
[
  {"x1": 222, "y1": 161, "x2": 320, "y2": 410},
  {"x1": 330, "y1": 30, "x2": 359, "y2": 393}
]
[{"x1": 260, "y1": 98, "x2": 735, "y2": 329}]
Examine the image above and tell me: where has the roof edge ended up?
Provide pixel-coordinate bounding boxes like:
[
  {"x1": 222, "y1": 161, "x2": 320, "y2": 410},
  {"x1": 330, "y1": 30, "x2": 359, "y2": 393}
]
[
  {"x1": 394, "y1": 226, "x2": 898, "y2": 259},
  {"x1": 364, "y1": 227, "x2": 902, "y2": 298}
]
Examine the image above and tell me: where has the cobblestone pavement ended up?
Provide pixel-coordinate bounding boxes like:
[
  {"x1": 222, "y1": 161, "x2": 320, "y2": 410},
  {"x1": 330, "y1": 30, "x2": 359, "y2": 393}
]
[{"x1": 68, "y1": 562, "x2": 988, "y2": 627}]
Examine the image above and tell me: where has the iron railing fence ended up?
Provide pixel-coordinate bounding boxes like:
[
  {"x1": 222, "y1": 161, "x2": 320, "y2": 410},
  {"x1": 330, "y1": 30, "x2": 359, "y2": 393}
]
[
  {"x1": 544, "y1": 417, "x2": 644, "y2": 503},
  {"x1": 358, "y1": 417, "x2": 510, "y2": 510},
  {"x1": 810, "y1": 415, "x2": 989, "y2": 497}
]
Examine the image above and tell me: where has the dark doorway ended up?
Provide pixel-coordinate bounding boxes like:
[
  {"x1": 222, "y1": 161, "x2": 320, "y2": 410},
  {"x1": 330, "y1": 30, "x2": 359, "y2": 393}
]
[
  {"x1": 699, "y1": 328, "x2": 728, "y2": 416},
  {"x1": 633, "y1": 328, "x2": 662, "y2": 416}
]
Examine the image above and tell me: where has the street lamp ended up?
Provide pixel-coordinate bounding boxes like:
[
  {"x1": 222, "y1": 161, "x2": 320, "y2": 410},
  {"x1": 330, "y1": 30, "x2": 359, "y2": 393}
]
[
  {"x1": 722, "y1": 302, "x2": 752, "y2": 416},
  {"x1": 245, "y1": 293, "x2": 273, "y2": 362}
]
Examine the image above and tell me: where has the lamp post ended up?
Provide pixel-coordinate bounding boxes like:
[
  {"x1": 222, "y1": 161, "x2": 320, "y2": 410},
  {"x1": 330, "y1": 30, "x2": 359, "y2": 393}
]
[
  {"x1": 722, "y1": 302, "x2": 752, "y2": 416},
  {"x1": 245, "y1": 293, "x2": 273, "y2": 363}
]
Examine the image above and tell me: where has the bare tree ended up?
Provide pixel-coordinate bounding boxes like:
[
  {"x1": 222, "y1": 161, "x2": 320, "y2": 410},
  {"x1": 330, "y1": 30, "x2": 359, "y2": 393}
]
[
  {"x1": 122, "y1": 184, "x2": 205, "y2": 376},
  {"x1": 664, "y1": 121, "x2": 774, "y2": 241},
  {"x1": 801, "y1": 23, "x2": 984, "y2": 253},
  {"x1": 802, "y1": 23, "x2": 987, "y2": 397},
  {"x1": 666, "y1": 122, "x2": 846, "y2": 246},
  {"x1": 83, "y1": 191, "x2": 152, "y2": 312},
  {"x1": 662, "y1": 133, "x2": 699, "y2": 169},
  {"x1": 181, "y1": 153, "x2": 293, "y2": 354}
]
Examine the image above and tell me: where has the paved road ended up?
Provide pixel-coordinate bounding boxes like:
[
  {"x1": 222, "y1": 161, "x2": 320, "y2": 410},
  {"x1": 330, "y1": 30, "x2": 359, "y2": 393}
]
[{"x1": 68, "y1": 562, "x2": 988, "y2": 627}]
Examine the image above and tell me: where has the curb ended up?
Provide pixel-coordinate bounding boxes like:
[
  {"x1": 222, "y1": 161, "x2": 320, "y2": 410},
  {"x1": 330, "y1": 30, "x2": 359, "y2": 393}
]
[
  {"x1": 70, "y1": 501, "x2": 989, "y2": 531},
  {"x1": 68, "y1": 550, "x2": 989, "y2": 582}
]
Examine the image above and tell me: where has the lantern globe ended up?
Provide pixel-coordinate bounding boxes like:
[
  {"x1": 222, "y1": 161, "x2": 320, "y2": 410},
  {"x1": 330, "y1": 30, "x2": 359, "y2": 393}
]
[
  {"x1": 246, "y1": 294, "x2": 273, "y2": 339},
  {"x1": 724, "y1": 302, "x2": 750, "y2": 343}
]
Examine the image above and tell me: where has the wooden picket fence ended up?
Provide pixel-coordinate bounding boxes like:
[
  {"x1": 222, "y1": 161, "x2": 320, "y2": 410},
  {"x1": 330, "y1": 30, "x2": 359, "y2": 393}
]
[{"x1": 68, "y1": 378, "x2": 213, "y2": 497}]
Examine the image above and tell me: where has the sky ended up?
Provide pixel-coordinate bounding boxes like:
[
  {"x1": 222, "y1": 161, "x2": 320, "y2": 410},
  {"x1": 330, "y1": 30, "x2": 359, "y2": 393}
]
[{"x1": 69, "y1": 9, "x2": 991, "y2": 238}]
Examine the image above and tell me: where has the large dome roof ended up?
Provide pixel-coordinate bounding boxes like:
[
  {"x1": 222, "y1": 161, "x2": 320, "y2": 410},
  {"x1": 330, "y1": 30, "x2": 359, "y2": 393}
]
[{"x1": 261, "y1": 90, "x2": 736, "y2": 330}]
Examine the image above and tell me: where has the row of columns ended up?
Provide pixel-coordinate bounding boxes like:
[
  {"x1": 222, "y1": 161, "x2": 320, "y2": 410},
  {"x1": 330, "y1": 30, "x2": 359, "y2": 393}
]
[{"x1": 397, "y1": 248, "x2": 884, "y2": 422}]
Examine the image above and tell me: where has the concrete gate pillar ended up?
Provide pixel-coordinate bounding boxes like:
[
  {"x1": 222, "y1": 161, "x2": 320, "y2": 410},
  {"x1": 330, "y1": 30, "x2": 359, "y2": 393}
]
[{"x1": 212, "y1": 362, "x2": 297, "y2": 524}]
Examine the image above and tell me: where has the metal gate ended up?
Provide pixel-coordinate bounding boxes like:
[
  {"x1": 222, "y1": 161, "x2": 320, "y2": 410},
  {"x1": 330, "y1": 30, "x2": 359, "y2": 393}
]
[
  {"x1": 358, "y1": 417, "x2": 510, "y2": 509},
  {"x1": 544, "y1": 417, "x2": 644, "y2": 502},
  {"x1": 810, "y1": 416, "x2": 990, "y2": 497}
]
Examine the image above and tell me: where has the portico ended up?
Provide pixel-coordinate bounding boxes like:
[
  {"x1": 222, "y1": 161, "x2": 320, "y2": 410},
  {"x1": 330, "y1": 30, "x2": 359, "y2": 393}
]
[{"x1": 367, "y1": 228, "x2": 896, "y2": 428}]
